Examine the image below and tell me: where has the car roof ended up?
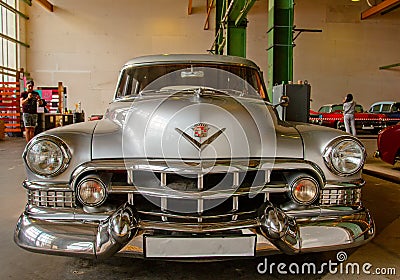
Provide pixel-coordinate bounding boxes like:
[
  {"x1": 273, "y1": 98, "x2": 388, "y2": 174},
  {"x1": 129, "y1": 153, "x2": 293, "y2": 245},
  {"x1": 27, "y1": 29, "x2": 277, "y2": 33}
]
[
  {"x1": 369, "y1": 101, "x2": 397, "y2": 107},
  {"x1": 321, "y1": 103, "x2": 362, "y2": 107},
  {"x1": 123, "y1": 54, "x2": 260, "y2": 69}
]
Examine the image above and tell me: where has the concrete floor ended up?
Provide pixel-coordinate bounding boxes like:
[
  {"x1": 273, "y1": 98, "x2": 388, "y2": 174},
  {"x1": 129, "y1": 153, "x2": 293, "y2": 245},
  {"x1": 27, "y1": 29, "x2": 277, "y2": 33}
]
[{"x1": 0, "y1": 136, "x2": 399, "y2": 279}]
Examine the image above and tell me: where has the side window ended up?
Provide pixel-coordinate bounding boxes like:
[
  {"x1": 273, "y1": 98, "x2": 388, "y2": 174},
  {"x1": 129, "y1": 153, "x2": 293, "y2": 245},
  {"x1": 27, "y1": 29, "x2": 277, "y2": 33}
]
[
  {"x1": 371, "y1": 105, "x2": 381, "y2": 113},
  {"x1": 115, "y1": 70, "x2": 140, "y2": 98},
  {"x1": 381, "y1": 104, "x2": 391, "y2": 112},
  {"x1": 331, "y1": 105, "x2": 343, "y2": 112},
  {"x1": 116, "y1": 70, "x2": 128, "y2": 98},
  {"x1": 355, "y1": 105, "x2": 363, "y2": 113},
  {"x1": 392, "y1": 103, "x2": 400, "y2": 112},
  {"x1": 318, "y1": 106, "x2": 330, "y2": 113}
]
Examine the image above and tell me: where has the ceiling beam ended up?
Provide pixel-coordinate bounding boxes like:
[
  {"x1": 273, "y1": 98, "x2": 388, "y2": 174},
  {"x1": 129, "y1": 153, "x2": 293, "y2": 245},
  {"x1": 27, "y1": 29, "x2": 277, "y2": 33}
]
[
  {"x1": 361, "y1": 0, "x2": 400, "y2": 19},
  {"x1": 204, "y1": 0, "x2": 214, "y2": 30},
  {"x1": 35, "y1": 0, "x2": 54, "y2": 12},
  {"x1": 188, "y1": 0, "x2": 192, "y2": 15}
]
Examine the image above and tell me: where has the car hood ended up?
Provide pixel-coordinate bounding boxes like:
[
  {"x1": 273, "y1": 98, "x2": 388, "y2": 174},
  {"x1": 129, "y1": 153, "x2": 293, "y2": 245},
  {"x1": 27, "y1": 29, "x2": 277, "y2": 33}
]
[{"x1": 92, "y1": 95, "x2": 303, "y2": 159}]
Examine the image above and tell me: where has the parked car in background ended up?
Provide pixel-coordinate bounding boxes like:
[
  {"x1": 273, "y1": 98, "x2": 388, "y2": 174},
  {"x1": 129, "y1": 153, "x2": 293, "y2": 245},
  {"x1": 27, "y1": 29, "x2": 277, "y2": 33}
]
[
  {"x1": 15, "y1": 54, "x2": 374, "y2": 260},
  {"x1": 375, "y1": 124, "x2": 400, "y2": 165},
  {"x1": 312, "y1": 104, "x2": 387, "y2": 134},
  {"x1": 368, "y1": 101, "x2": 400, "y2": 126},
  {"x1": 309, "y1": 109, "x2": 322, "y2": 125}
]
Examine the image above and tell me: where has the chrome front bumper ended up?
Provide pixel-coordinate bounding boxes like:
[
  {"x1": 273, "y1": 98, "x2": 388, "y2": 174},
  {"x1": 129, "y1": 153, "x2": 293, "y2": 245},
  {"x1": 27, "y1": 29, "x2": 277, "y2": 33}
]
[{"x1": 14, "y1": 202, "x2": 375, "y2": 259}]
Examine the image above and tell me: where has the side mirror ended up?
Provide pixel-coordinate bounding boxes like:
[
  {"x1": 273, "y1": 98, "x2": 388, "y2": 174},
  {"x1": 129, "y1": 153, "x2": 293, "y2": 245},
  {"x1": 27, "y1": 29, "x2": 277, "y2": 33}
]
[
  {"x1": 279, "y1": 96, "x2": 290, "y2": 107},
  {"x1": 264, "y1": 96, "x2": 290, "y2": 109},
  {"x1": 273, "y1": 95, "x2": 290, "y2": 109}
]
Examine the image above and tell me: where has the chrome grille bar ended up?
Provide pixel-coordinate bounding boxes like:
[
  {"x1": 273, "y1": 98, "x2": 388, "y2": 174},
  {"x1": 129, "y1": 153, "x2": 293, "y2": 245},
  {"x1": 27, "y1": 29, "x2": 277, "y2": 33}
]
[
  {"x1": 233, "y1": 172, "x2": 239, "y2": 187},
  {"x1": 197, "y1": 198, "x2": 203, "y2": 222},
  {"x1": 320, "y1": 188, "x2": 361, "y2": 206},
  {"x1": 232, "y1": 196, "x2": 239, "y2": 221},
  {"x1": 198, "y1": 173, "x2": 204, "y2": 191},
  {"x1": 28, "y1": 190, "x2": 75, "y2": 208},
  {"x1": 160, "y1": 173, "x2": 167, "y2": 221}
]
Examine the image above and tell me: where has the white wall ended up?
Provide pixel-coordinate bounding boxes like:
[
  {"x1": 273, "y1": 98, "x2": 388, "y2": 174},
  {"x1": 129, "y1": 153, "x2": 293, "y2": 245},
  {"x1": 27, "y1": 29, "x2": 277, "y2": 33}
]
[
  {"x1": 25, "y1": 0, "x2": 219, "y2": 117},
  {"x1": 23, "y1": 0, "x2": 400, "y2": 117}
]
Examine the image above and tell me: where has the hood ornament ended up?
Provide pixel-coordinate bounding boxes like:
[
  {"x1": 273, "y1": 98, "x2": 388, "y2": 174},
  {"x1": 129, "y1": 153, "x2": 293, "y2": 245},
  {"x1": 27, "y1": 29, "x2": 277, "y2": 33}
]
[{"x1": 175, "y1": 123, "x2": 226, "y2": 151}]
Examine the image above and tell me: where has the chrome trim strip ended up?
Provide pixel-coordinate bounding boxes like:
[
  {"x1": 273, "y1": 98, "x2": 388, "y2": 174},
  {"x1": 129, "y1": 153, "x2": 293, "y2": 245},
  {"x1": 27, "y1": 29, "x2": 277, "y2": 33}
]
[
  {"x1": 139, "y1": 219, "x2": 259, "y2": 232},
  {"x1": 324, "y1": 180, "x2": 365, "y2": 188},
  {"x1": 109, "y1": 185, "x2": 289, "y2": 199},
  {"x1": 70, "y1": 159, "x2": 326, "y2": 186},
  {"x1": 23, "y1": 180, "x2": 71, "y2": 191},
  {"x1": 137, "y1": 209, "x2": 256, "y2": 220}
]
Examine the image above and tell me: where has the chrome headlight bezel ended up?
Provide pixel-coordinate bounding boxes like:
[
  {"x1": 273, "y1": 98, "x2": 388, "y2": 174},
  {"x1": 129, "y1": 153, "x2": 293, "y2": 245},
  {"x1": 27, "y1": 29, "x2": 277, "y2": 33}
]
[
  {"x1": 289, "y1": 176, "x2": 320, "y2": 205},
  {"x1": 76, "y1": 175, "x2": 108, "y2": 207},
  {"x1": 23, "y1": 135, "x2": 71, "y2": 177},
  {"x1": 323, "y1": 137, "x2": 366, "y2": 176}
]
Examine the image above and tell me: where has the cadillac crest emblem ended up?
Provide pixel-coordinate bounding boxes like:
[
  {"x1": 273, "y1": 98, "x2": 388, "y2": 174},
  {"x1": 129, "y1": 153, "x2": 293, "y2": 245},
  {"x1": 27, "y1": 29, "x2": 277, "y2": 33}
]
[{"x1": 193, "y1": 123, "x2": 209, "y2": 138}]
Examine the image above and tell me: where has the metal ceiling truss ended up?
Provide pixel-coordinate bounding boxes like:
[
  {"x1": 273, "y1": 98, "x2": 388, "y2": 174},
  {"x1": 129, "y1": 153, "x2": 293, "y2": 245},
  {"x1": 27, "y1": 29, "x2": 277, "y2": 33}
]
[{"x1": 208, "y1": 0, "x2": 256, "y2": 57}]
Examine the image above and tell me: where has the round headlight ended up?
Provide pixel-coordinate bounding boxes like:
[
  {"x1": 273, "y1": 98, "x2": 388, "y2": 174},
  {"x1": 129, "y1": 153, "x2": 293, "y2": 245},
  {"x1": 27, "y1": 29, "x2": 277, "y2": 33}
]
[
  {"x1": 77, "y1": 176, "x2": 107, "y2": 207},
  {"x1": 291, "y1": 177, "x2": 319, "y2": 205},
  {"x1": 324, "y1": 138, "x2": 365, "y2": 176},
  {"x1": 24, "y1": 136, "x2": 71, "y2": 177}
]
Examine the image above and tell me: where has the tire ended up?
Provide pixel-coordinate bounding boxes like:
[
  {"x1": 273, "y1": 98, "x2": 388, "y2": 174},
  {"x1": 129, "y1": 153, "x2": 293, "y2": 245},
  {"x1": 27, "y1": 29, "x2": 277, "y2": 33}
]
[{"x1": 335, "y1": 121, "x2": 344, "y2": 131}]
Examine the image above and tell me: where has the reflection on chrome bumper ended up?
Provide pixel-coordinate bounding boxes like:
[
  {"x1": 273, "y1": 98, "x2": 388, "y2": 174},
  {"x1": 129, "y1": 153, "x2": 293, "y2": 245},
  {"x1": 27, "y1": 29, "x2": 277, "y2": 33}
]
[{"x1": 14, "y1": 203, "x2": 375, "y2": 259}]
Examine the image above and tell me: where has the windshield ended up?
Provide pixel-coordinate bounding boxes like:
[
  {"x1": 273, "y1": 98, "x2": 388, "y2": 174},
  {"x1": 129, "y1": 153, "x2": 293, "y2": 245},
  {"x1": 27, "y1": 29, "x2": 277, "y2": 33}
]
[{"x1": 115, "y1": 63, "x2": 267, "y2": 100}]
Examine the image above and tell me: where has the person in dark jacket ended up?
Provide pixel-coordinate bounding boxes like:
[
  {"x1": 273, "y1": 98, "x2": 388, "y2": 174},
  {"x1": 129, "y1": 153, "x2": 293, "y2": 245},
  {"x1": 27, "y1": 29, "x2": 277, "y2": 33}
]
[
  {"x1": 343, "y1": 93, "x2": 356, "y2": 136},
  {"x1": 20, "y1": 80, "x2": 43, "y2": 142}
]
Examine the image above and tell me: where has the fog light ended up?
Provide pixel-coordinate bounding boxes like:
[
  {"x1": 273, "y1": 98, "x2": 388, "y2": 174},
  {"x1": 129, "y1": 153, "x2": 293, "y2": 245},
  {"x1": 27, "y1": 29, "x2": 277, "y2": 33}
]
[
  {"x1": 290, "y1": 177, "x2": 319, "y2": 205},
  {"x1": 77, "y1": 176, "x2": 107, "y2": 207}
]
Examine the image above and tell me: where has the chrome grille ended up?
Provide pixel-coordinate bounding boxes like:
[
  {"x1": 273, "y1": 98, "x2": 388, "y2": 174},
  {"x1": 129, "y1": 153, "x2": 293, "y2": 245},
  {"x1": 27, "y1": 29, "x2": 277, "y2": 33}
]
[
  {"x1": 28, "y1": 190, "x2": 75, "y2": 208},
  {"x1": 128, "y1": 169, "x2": 271, "y2": 192},
  {"x1": 320, "y1": 188, "x2": 361, "y2": 206},
  {"x1": 129, "y1": 192, "x2": 265, "y2": 223},
  {"x1": 126, "y1": 168, "x2": 272, "y2": 221}
]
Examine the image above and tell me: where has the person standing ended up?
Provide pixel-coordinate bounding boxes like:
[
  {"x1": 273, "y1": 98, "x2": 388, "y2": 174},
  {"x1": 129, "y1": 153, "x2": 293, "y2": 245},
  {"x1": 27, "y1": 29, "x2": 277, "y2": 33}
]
[
  {"x1": 343, "y1": 93, "x2": 356, "y2": 136},
  {"x1": 20, "y1": 80, "x2": 42, "y2": 142}
]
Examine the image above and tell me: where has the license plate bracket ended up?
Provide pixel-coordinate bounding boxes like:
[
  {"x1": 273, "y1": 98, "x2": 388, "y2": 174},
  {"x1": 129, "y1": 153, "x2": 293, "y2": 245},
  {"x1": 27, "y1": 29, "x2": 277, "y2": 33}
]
[{"x1": 144, "y1": 235, "x2": 256, "y2": 258}]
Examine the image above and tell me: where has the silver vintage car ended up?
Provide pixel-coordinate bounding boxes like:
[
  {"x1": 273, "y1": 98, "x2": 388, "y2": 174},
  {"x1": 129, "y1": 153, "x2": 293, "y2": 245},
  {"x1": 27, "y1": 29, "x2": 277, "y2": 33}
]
[{"x1": 15, "y1": 54, "x2": 374, "y2": 259}]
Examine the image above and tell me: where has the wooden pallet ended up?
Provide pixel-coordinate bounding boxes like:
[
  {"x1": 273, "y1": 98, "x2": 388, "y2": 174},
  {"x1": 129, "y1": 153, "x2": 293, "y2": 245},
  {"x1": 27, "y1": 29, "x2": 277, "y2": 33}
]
[{"x1": 0, "y1": 81, "x2": 21, "y2": 134}]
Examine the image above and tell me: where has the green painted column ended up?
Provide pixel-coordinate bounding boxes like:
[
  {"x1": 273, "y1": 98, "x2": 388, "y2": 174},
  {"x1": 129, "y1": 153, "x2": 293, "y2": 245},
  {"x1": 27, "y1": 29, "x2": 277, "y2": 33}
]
[
  {"x1": 267, "y1": 0, "x2": 294, "y2": 99},
  {"x1": 226, "y1": 21, "x2": 247, "y2": 57},
  {"x1": 227, "y1": 0, "x2": 248, "y2": 58},
  {"x1": 214, "y1": 0, "x2": 255, "y2": 57}
]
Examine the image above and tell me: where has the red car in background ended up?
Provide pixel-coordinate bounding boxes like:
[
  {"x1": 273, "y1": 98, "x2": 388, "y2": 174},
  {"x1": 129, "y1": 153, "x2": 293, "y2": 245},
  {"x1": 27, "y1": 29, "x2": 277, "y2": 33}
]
[
  {"x1": 375, "y1": 124, "x2": 400, "y2": 165},
  {"x1": 310, "y1": 104, "x2": 387, "y2": 134}
]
